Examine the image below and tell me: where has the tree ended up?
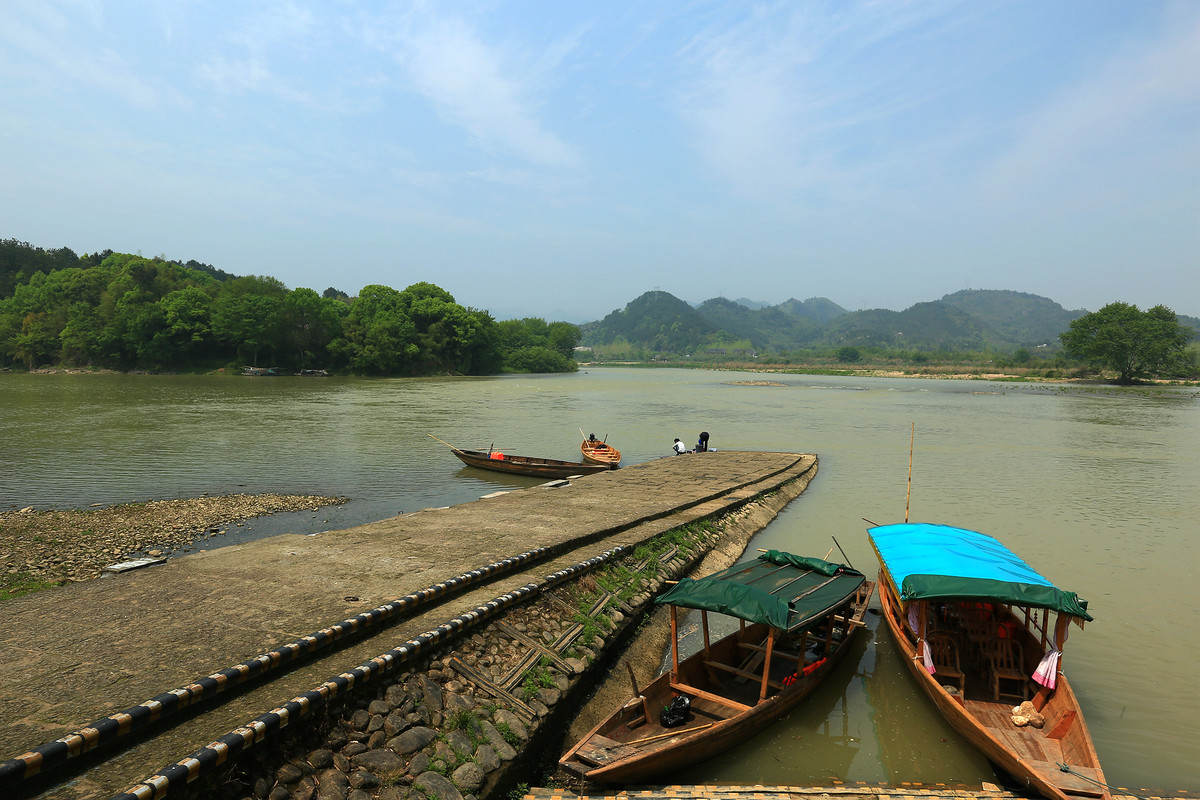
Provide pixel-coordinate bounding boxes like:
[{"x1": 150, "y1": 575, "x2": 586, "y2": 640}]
[{"x1": 1060, "y1": 302, "x2": 1193, "y2": 383}]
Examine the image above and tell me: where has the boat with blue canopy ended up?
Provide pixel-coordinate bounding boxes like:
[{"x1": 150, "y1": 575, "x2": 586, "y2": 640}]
[
  {"x1": 868, "y1": 522, "x2": 1107, "y2": 800},
  {"x1": 558, "y1": 549, "x2": 875, "y2": 784}
]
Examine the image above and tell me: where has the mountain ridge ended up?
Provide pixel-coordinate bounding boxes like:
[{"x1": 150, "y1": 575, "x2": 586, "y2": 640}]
[{"x1": 582, "y1": 289, "x2": 1200, "y2": 355}]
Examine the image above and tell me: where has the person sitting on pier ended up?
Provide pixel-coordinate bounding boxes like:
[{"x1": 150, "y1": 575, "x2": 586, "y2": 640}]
[{"x1": 672, "y1": 438, "x2": 687, "y2": 455}]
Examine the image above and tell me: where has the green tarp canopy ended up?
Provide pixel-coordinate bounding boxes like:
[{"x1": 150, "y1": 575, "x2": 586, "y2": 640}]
[
  {"x1": 655, "y1": 550, "x2": 866, "y2": 631},
  {"x1": 868, "y1": 523, "x2": 1092, "y2": 621}
]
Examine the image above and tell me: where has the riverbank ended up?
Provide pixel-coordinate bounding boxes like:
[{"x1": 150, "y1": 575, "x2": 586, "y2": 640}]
[{"x1": 0, "y1": 493, "x2": 345, "y2": 601}]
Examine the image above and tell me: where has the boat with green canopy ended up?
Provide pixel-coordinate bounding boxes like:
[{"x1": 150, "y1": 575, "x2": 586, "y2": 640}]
[
  {"x1": 868, "y1": 522, "x2": 1107, "y2": 800},
  {"x1": 558, "y1": 549, "x2": 875, "y2": 784}
]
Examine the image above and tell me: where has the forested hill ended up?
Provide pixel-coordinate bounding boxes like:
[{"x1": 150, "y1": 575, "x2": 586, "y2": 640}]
[
  {"x1": 0, "y1": 239, "x2": 580, "y2": 375},
  {"x1": 581, "y1": 289, "x2": 1200, "y2": 357}
]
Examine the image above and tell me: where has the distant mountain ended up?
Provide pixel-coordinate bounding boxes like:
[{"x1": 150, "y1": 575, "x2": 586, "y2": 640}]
[
  {"x1": 695, "y1": 297, "x2": 820, "y2": 351},
  {"x1": 822, "y1": 302, "x2": 992, "y2": 350},
  {"x1": 938, "y1": 289, "x2": 1085, "y2": 346},
  {"x1": 578, "y1": 288, "x2": 1146, "y2": 355},
  {"x1": 774, "y1": 296, "x2": 849, "y2": 323},
  {"x1": 732, "y1": 297, "x2": 771, "y2": 310},
  {"x1": 583, "y1": 290, "x2": 719, "y2": 352}
]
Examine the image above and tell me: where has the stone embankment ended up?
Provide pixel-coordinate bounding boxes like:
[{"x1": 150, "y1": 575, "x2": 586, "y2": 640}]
[{"x1": 163, "y1": 476, "x2": 810, "y2": 800}]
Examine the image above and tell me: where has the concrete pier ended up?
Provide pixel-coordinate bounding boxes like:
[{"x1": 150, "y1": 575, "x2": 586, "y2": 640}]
[{"x1": 0, "y1": 452, "x2": 816, "y2": 797}]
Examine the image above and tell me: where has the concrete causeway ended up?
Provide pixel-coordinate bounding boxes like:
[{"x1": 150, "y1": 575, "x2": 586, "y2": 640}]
[{"x1": 0, "y1": 451, "x2": 816, "y2": 793}]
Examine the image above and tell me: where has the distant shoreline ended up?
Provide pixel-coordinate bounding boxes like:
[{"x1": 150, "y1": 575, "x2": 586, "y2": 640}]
[{"x1": 10, "y1": 362, "x2": 1197, "y2": 387}]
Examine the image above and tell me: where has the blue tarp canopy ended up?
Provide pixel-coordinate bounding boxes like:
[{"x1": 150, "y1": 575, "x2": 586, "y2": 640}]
[
  {"x1": 655, "y1": 550, "x2": 866, "y2": 631},
  {"x1": 868, "y1": 523, "x2": 1092, "y2": 621}
]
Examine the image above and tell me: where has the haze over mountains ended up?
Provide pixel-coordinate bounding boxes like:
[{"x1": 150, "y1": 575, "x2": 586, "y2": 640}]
[{"x1": 580, "y1": 289, "x2": 1200, "y2": 355}]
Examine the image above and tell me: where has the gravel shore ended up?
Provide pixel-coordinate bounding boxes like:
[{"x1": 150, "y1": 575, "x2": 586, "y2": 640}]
[{"x1": 0, "y1": 493, "x2": 345, "y2": 601}]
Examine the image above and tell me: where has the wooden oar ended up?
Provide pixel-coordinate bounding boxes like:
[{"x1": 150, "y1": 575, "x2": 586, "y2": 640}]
[{"x1": 624, "y1": 722, "x2": 714, "y2": 745}]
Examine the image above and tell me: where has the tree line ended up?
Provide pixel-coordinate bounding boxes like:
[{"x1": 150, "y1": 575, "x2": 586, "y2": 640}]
[{"x1": 0, "y1": 240, "x2": 579, "y2": 375}]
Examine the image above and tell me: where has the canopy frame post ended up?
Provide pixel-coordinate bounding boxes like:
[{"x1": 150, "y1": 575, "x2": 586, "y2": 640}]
[
  {"x1": 670, "y1": 605, "x2": 680, "y2": 683},
  {"x1": 759, "y1": 626, "x2": 776, "y2": 702}
]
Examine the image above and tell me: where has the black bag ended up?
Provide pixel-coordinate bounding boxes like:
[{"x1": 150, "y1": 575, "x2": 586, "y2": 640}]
[{"x1": 659, "y1": 694, "x2": 692, "y2": 728}]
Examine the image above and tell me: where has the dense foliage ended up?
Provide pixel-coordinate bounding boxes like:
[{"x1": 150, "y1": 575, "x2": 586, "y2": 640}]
[
  {"x1": 1060, "y1": 302, "x2": 1195, "y2": 383},
  {"x1": 0, "y1": 241, "x2": 577, "y2": 376}
]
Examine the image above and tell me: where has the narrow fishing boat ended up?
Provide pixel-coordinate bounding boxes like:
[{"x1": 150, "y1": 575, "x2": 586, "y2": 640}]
[
  {"x1": 448, "y1": 447, "x2": 612, "y2": 479},
  {"x1": 868, "y1": 522, "x2": 1107, "y2": 800},
  {"x1": 580, "y1": 433, "x2": 621, "y2": 468},
  {"x1": 559, "y1": 550, "x2": 875, "y2": 784}
]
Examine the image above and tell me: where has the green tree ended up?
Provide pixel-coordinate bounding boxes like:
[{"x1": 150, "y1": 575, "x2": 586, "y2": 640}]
[
  {"x1": 1060, "y1": 302, "x2": 1193, "y2": 383},
  {"x1": 836, "y1": 346, "x2": 861, "y2": 363}
]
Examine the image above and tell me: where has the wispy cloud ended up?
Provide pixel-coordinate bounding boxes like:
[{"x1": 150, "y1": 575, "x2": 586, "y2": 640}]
[{"x1": 366, "y1": 10, "x2": 580, "y2": 168}]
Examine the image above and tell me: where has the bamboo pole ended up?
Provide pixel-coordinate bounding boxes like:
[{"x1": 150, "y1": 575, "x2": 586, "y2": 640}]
[
  {"x1": 905, "y1": 422, "x2": 915, "y2": 523},
  {"x1": 625, "y1": 722, "x2": 714, "y2": 745}
]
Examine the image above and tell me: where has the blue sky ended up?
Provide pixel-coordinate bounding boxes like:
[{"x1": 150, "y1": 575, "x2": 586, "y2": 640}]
[{"x1": 2, "y1": 1, "x2": 1197, "y2": 323}]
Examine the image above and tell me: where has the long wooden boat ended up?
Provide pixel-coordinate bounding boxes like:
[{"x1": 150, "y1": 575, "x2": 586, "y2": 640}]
[
  {"x1": 449, "y1": 447, "x2": 611, "y2": 479},
  {"x1": 580, "y1": 435, "x2": 621, "y2": 468},
  {"x1": 868, "y1": 523, "x2": 1107, "y2": 800},
  {"x1": 559, "y1": 550, "x2": 876, "y2": 784}
]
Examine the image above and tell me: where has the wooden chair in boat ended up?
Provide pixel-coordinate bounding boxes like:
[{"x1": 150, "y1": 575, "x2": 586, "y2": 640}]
[
  {"x1": 987, "y1": 637, "x2": 1028, "y2": 703},
  {"x1": 958, "y1": 607, "x2": 993, "y2": 663},
  {"x1": 927, "y1": 632, "x2": 965, "y2": 694}
]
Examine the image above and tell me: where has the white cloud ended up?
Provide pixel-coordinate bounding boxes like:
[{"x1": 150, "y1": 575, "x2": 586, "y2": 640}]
[{"x1": 376, "y1": 12, "x2": 580, "y2": 168}]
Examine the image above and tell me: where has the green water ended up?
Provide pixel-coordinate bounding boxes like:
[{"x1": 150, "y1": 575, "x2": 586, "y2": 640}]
[{"x1": 1, "y1": 369, "x2": 1197, "y2": 791}]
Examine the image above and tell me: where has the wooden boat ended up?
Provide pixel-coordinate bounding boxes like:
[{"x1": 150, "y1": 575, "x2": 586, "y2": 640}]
[
  {"x1": 559, "y1": 550, "x2": 876, "y2": 784},
  {"x1": 580, "y1": 435, "x2": 621, "y2": 468},
  {"x1": 868, "y1": 523, "x2": 1107, "y2": 800},
  {"x1": 449, "y1": 447, "x2": 611, "y2": 479}
]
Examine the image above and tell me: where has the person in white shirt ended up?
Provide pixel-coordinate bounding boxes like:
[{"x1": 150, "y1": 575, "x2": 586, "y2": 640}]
[{"x1": 672, "y1": 438, "x2": 687, "y2": 455}]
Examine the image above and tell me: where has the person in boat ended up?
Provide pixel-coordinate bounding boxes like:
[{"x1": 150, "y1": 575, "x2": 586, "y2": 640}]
[
  {"x1": 588, "y1": 433, "x2": 607, "y2": 450},
  {"x1": 672, "y1": 438, "x2": 687, "y2": 455},
  {"x1": 696, "y1": 431, "x2": 710, "y2": 452}
]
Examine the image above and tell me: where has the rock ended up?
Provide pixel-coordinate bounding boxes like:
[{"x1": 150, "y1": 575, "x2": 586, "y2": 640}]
[
  {"x1": 342, "y1": 742, "x2": 368, "y2": 758},
  {"x1": 276, "y1": 764, "x2": 304, "y2": 784},
  {"x1": 474, "y1": 744, "x2": 501, "y2": 773},
  {"x1": 293, "y1": 776, "x2": 316, "y2": 800},
  {"x1": 414, "y1": 772, "x2": 464, "y2": 800},
  {"x1": 348, "y1": 770, "x2": 381, "y2": 791},
  {"x1": 535, "y1": 687, "x2": 560, "y2": 707},
  {"x1": 254, "y1": 777, "x2": 271, "y2": 798},
  {"x1": 349, "y1": 709, "x2": 371, "y2": 731},
  {"x1": 479, "y1": 721, "x2": 516, "y2": 761},
  {"x1": 390, "y1": 725, "x2": 437, "y2": 754},
  {"x1": 368, "y1": 699, "x2": 392, "y2": 715},
  {"x1": 408, "y1": 752, "x2": 431, "y2": 776},
  {"x1": 451, "y1": 762, "x2": 485, "y2": 793},
  {"x1": 351, "y1": 749, "x2": 406, "y2": 777},
  {"x1": 269, "y1": 786, "x2": 290, "y2": 800},
  {"x1": 347, "y1": 791, "x2": 373, "y2": 800},
  {"x1": 446, "y1": 730, "x2": 474, "y2": 758},
  {"x1": 564, "y1": 657, "x2": 586, "y2": 675},
  {"x1": 492, "y1": 710, "x2": 527, "y2": 740},
  {"x1": 420, "y1": 675, "x2": 444, "y2": 712},
  {"x1": 307, "y1": 749, "x2": 333, "y2": 770},
  {"x1": 384, "y1": 712, "x2": 411, "y2": 737}
]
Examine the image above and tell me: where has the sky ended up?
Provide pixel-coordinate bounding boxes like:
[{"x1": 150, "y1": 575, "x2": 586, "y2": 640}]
[{"x1": 1, "y1": 1, "x2": 1197, "y2": 323}]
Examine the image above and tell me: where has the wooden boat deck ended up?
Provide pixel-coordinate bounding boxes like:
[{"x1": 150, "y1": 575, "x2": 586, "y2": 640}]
[{"x1": 966, "y1": 702, "x2": 1105, "y2": 797}]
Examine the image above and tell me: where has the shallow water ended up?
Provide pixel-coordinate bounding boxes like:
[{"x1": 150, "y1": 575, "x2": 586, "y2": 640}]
[{"x1": 1, "y1": 369, "x2": 1196, "y2": 790}]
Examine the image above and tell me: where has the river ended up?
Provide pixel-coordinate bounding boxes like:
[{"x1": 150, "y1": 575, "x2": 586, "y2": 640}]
[{"x1": 1, "y1": 368, "x2": 1197, "y2": 792}]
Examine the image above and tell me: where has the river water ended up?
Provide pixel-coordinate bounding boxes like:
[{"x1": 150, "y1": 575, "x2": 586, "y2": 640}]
[{"x1": 1, "y1": 369, "x2": 1197, "y2": 792}]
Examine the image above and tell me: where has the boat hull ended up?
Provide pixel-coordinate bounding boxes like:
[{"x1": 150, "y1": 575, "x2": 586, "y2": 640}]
[
  {"x1": 450, "y1": 448, "x2": 611, "y2": 479},
  {"x1": 560, "y1": 581, "x2": 875, "y2": 784},
  {"x1": 580, "y1": 440, "x2": 621, "y2": 468},
  {"x1": 876, "y1": 572, "x2": 1107, "y2": 800}
]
